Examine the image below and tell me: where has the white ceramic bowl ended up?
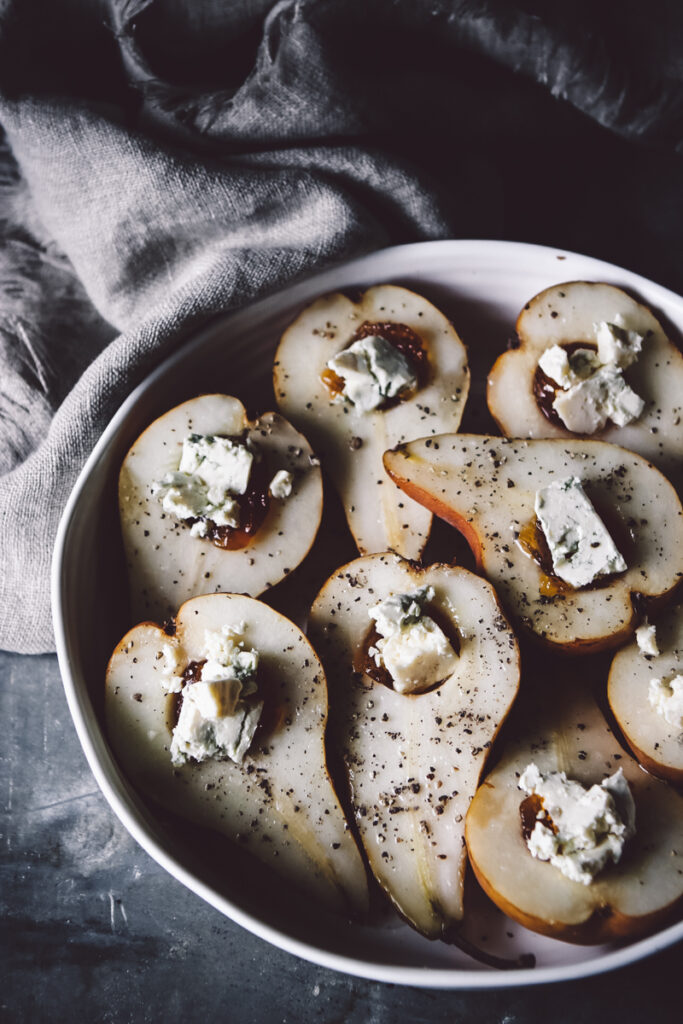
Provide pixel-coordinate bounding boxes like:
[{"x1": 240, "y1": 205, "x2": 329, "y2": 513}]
[{"x1": 52, "y1": 240, "x2": 683, "y2": 987}]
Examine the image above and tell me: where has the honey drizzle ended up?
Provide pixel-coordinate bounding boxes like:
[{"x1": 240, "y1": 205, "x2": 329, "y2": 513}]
[{"x1": 516, "y1": 518, "x2": 571, "y2": 597}]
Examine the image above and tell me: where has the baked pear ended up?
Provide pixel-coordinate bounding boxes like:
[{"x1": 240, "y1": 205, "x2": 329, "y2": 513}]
[
  {"x1": 105, "y1": 593, "x2": 369, "y2": 914},
  {"x1": 609, "y1": 604, "x2": 683, "y2": 783},
  {"x1": 487, "y1": 282, "x2": 683, "y2": 489},
  {"x1": 308, "y1": 553, "x2": 520, "y2": 939},
  {"x1": 119, "y1": 394, "x2": 322, "y2": 622},
  {"x1": 273, "y1": 285, "x2": 469, "y2": 559},
  {"x1": 465, "y1": 681, "x2": 683, "y2": 943},
  {"x1": 384, "y1": 435, "x2": 683, "y2": 653}
]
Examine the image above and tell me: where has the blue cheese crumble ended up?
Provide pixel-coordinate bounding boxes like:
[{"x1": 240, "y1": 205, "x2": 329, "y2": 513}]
[
  {"x1": 519, "y1": 764, "x2": 636, "y2": 885},
  {"x1": 268, "y1": 469, "x2": 293, "y2": 499},
  {"x1": 368, "y1": 586, "x2": 458, "y2": 694},
  {"x1": 539, "y1": 316, "x2": 645, "y2": 433},
  {"x1": 636, "y1": 622, "x2": 659, "y2": 657},
  {"x1": 327, "y1": 335, "x2": 416, "y2": 413},
  {"x1": 538, "y1": 346, "x2": 600, "y2": 389},
  {"x1": 534, "y1": 476, "x2": 627, "y2": 588},
  {"x1": 168, "y1": 623, "x2": 263, "y2": 766},
  {"x1": 159, "y1": 642, "x2": 184, "y2": 693},
  {"x1": 152, "y1": 433, "x2": 253, "y2": 533},
  {"x1": 648, "y1": 674, "x2": 683, "y2": 728}
]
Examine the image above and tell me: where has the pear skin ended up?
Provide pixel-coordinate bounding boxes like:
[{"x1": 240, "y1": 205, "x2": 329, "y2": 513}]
[
  {"x1": 487, "y1": 281, "x2": 683, "y2": 490},
  {"x1": 466, "y1": 681, "x2": 683, "y2": 943},
  {"x1": 308, "y1": 553, "x2": 519, "y2": 938},
  {"x1": 274, "y1": 285, "x2": 469, "y2": 559},
  {"x1": 105, "y1": 593, "x2": 369, "y2": 915},
  {"x1": 609, "y1": 603, "x2": 683, "y2": 783},
  {"x1": 384, "y1": 435, "x2": 683, "y2": 652},
  {"x1": 119, "y1": 394, "x2": 323, "y2": 623}
]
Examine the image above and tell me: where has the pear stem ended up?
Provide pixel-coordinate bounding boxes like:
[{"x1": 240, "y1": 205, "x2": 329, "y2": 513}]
[{"x1": 443, "y1": 928, "x2": 536, "y2": 971}]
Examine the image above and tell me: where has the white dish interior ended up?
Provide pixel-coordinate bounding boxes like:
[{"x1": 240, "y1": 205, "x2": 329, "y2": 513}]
[{"x1": 52, "y1": 239, "x2": 683, "y2": 988}]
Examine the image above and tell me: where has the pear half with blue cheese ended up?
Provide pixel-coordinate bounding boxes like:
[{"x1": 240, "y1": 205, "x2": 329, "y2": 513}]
[
  {"x1": 273, "y1": 285, "x2": 469, "y2": 559},
  {"x1": 308, "y1": 554, "x2": 520, "y2": 939},
  {"x1": 487, "y1": 282, "x2": 683, "y2": 490},
  {"x1": 465, "y1": 680, "x2": 683, "y2": 943},
  {"x1": 119, "y1": 394, "x2": 323, "y2": 623},
  {"x1": 105, "y1": 593, "x2": 369, "y2": 915},
  {"x1": 608, "y1": 603, "x2": 683, "y2": 784},
  {"x1": 384, "y1": 435, "x2": 683, "y2": 653}
]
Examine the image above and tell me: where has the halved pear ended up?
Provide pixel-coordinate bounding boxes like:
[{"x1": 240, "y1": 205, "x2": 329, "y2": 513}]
[
  {"x1": 487, "y1": 282, "x2": 683, "y2": 489},
  {"x1": 466, "y1": 681, "x2": 683, "y2": 943},
  {"x1": 105, "y1": 593, "x2": 369, "y2": 914},
  {"x1": 384, "y1": 435, "x2": 683, "y2": 652},
  {"x1": 308, "y1": 553, "x2": 520, "y2": 939},
  {"x1": 119, "y1": 394, "x2": 323, "y2": 622},
  {"x1": 273, "y1": 285, "x2": 469, "y2": 559},
  {"x1": 609, "y1": 604, "x2": 683, "y2": 783}
]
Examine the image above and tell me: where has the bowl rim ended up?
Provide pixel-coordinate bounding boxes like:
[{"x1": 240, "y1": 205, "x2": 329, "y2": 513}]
[{"x1": 52, "y1": 238, "x2": 683, "y2": 988}]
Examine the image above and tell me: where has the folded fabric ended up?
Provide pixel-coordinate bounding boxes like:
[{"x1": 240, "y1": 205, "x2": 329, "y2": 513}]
[{"x1": 0, "y1": 0, "x2": 681, "y2": 653}]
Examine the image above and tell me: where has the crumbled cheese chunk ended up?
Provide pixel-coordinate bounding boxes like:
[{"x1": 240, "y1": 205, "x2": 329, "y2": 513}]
[
  {"x1": 327, "y1": 335, "x2": 416, "y2": 413},
  {"x1": 636, "y1": 622, "x2": 659, "y2": 657},
  {"x1": 594, "y1": 316, "x2": 643, "y2": 369},
  {"x1": 269, "y1": 469, "x2": 293, "y2": 499},
  {"x1": 535, "y1": 476, "x2": 626, "y2": 588},
  {"x1": 159, "y1": 642, "x2": 184, "y2": 693},
  {"x1": 648, "y1": 674, "x2": 683, "y2": 728},
  {"x1": 154, "y1": 471, "x2": 219, "y2": 521},
  {"x1": 169, "y1": 623, "x2": 262, "y2": 766},
  {"x1": 178, "y1": 435, "x2": 252, "y2": 499},
  {"x1": 538, "y1": 316, "x2": 646, "y2": 433},
  {"x1": 371, "y1": 586, "x2": 433, "y2": 634},
  {"x1": 170, "y1": 694, "x2": 262, "y2": 766},
  {"x1": 368, "y1": 586, "x2": 458, "y2": 694},
  {"x1": 553, "y1": 366, "x2": 644, "y2": 433},
  {"x1": 518, "y1": 764, "x2": 636, "y2": 885},
  {"x1": 190, "y1": 677, "x2": 243, "y2": 719},
  {"x1": 538, "y1": 346, "x2": 599, "y2": 389},
  {"x1": 152, "y1": 433, "x2": 252, "y2": 531},
  {"x1": 202, "y1": 622, "x2": 259, "y2": 691}
]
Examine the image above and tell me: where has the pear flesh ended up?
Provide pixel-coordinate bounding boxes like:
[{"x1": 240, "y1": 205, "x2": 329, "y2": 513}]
[
  {"x1": 384, "y1": 435, "x2": 683, "y2": 653},
  {"x1": 105, "y1": 593, "x2": 369, "y2": 915},
  {"x1": 308, "y1": 554, "x2": 520, "y2": 939},
  {"x1": 609, "y1": 603, "x2": 683, "y2": 783},
  {"x1": 465, "y1": 684, "x2": 683, "y2": 943},
  {"x1": 487, "y1": 281, "x2": 683, "y2": 490},
  {"x1": 273, "y1": 285, "x2": 470, "y2": 559},
  {"x1": 119, "y1": 394, "x2": 323, "y2": 623}
]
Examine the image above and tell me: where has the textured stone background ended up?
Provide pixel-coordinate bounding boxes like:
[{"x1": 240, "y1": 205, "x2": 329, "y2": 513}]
[{"x1": 1, "y1": 649, "x2": 680, "y2": 1021}]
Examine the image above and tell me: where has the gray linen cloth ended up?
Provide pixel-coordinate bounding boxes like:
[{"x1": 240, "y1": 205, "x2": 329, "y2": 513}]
[{"x1": 0, "y1": 0, "x2": 681, "y2": 653}]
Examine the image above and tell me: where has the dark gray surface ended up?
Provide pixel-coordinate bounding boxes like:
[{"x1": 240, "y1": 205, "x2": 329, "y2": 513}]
[{"x1": 1, "y1": 648, "x2": 680, "y2": 1022}]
